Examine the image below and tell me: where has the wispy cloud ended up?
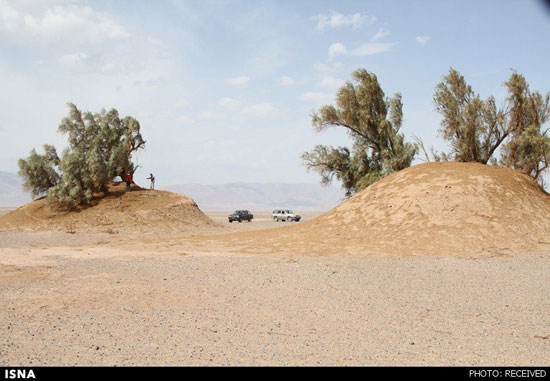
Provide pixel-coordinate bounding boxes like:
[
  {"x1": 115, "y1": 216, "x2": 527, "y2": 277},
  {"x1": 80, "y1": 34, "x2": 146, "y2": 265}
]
[
  {"x1": 352, "y1": 42, "x2": 397, "y2": 56},
  {"x1": 58, "y1": 52, "x2": 126, "y2": 74},
  {"x1": 176, "y1": 115, "x2": 195, "y2": 125},
  {"x1": 328, "y1": 42, "x2": 348, "y2": 60},
  {"x1": 174, "y1": 99, "x2": 189, "y2": 109},
  {"x1": 240, "y1": 103, "x2": 278, "y2": 116},
  {"x1": 226, "y1": 75, "x2": 250, "y2": 86},
  {"x1": 328, "y1": 41, "x2": 396, "y2": 60},
  {"x1": 316, "y1": 11, "x2": 376, "y2": 31},
  {"x1": 197, "y1": 111, "x2": 226, "y2": 121},
  {"x1": 0, "y1": 1, "x2": 131, "y2": 43},
  {"x1": 58, "y1": 52, "x2": 89, "y2": 67},
  {"x1": 314, "y1": 62, "x2": 330, "y2": 73},
  {"x1": 371, "y1": 28, "x2": 391, "y2": 41},
  {"x1": 279, "y1": 76, "x2": 295, "y2": 86},
  {"x1": 415, "y1": 35, "x2": 430, "y2": 46},
  {"x1": 317, "y1": 76, "x2": 344, "y2": 90},
  {"x1": 218, "y1": 97, "x2": 242, "y2": 111}
]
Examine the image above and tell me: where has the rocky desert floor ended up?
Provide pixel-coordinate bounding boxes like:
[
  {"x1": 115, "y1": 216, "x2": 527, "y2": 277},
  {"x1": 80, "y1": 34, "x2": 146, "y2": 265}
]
[{"x1": 1, "y1": 210, "x2": 549, "y2": 366}]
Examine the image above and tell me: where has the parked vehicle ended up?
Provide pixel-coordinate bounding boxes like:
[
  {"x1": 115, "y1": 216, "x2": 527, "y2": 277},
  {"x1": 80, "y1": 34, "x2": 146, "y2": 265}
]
[
  {"x1": 272, "y1": 209, "x2": 301, "y2": 222},
  {"x1": 228, "y1": 210, "x2": 254, "y2": 223}
]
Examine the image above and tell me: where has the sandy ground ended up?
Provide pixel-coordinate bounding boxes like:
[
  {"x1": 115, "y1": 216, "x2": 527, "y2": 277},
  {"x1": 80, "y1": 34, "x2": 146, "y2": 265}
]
[
  {"x1": 206, "y1": 211, "x2": 321, "y2": 232},
  {"x1": 1, "y1": 223, "x2": 549, "y2": 366}
]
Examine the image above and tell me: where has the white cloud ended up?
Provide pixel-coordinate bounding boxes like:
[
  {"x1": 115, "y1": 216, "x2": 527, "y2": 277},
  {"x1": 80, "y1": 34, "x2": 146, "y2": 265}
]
[
  {"x1": 371, "y1": 28, "x2": 390, "y2": 41},
  {"x1": 174, "y1": 98, "x2": 189, "y2": 109},
  {"x1": 226, "y1": 76, "x2": 249, "y2": 86},
  {"x1": 316, "y1": 11, "x2": 376, "y2": 31},
  {"x1": 300, "y1": 92, "x2": 334, "y2": 104},
  {"x1": 314, "y1": 62, "x2": 330, "y2": 73},
  {"x1": 317, "y1": 76, "x2": 344, "y2": 90},
  {"x1": 328, "y1": 41, "x2": 396, "y2": 60},
  {"x1": 147, "y1": 36, "x2": 164, "y2": 46},
  {"x1": 416, "y1": 35, "x2": 430, "y2": 46},
  {"x1": 58, "y1": 52, "x2": 123, "y2": 74},
  {"x1": 0, "y1": 1, "x2": 131, "y2": 43},
  {"x1": 218, "y1": 97, "x2": 242, "y2": 111},
  {"x1": 240, "y1": 103, "x2": 278, "y2": 116},
  {"x1": 314, "y1": 61, "x2": 344, "y2": 73},
  {"x1": 132, "y1": 77, "x2": 168, "y2": 87},
  {"x1": 328, "y1": 42, "x2": 348, "y2": 60},
  {"x1": 197, "y1": 111, "x2": 226, "y2": 121},
  {"x1": 351, "y1": 42, "x2": 396, "y2": 56},
  {"x1": 279, "y1": 76, "x2": 295, "y2": 86},
  {"x1": 58, "y1": 52, "x2": 88, "y2": 67},
  {"x1": 176, "y1": 115, "x2": 195, "y2": 125}
]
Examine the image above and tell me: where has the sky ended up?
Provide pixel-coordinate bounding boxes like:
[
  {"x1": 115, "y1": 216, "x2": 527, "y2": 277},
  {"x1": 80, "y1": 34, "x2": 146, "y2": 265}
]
[{"x1": 1, "y1": 0, "x2": 549, "y2": 188}]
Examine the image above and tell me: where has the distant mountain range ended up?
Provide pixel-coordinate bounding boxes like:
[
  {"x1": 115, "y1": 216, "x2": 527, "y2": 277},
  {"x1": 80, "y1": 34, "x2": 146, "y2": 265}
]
[
  {"x1": 164, "y1": 183, "x2": 345, "y2": 212},
  {"x1": 0, "y1": 171, "x2": 345, "y2": 212},
  {"x1": 0, "y1": 171, "x2": 31, "y2": 208}
]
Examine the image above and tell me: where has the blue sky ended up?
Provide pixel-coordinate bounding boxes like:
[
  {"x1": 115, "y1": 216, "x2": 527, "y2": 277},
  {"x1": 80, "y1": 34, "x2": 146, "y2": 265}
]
[{"x1": 1, "y1": 0, "x2": 549, "y2": 187}]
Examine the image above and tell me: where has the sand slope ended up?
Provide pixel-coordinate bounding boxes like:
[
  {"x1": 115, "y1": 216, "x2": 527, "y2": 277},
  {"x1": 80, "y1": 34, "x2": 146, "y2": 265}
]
[
  {"x1": 0, "y1": 183, "x2": 216, "y2": 234},
  {"x1": 202, "y1": 162, "x2": 550, "y2": 256},
  {"x1": 2, "y1": 163, "x2": 550, "y2": 256}
]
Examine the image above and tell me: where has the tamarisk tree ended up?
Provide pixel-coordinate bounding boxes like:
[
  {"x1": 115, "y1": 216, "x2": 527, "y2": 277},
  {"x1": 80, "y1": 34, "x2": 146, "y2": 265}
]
[
  {"x1": 17, "y1": 144, "x2": 60, "y2": 199},
  {"x1": 301, "y1": 68, "x2": 417, "y2": 196},
  {"x1": 434, "y1": 68, "x2": 550, "y2": 183},
  {"x1": 501, "y1": 73, "x2": 550, "y2": 180},
  {"x1": 18, "y1": 103, "x2": 145, "y2": 208}
]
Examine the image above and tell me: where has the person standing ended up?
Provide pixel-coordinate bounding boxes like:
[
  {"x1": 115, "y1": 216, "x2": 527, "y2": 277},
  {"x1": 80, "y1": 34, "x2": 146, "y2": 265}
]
[
  {"x1": 126, "y1": 173, "x2": 133, "y2": 191},
  {"x1": 147, "y1": 173, "x2": 155, "y2": 190}
]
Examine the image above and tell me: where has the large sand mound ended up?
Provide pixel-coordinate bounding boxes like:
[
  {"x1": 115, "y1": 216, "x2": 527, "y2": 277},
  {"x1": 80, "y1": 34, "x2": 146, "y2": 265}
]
[
  {"x1": 0, "y1": 183, "x2": 216, "y2": 234},
  {"x1": 212, "y1": 162, "x2": 550, "y2": 256}
]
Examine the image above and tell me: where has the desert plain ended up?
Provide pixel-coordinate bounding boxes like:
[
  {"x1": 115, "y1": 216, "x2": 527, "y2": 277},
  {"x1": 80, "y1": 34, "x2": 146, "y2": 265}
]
[{"x1": 1, "y1": 162, "x2": 549, "y2": 366}]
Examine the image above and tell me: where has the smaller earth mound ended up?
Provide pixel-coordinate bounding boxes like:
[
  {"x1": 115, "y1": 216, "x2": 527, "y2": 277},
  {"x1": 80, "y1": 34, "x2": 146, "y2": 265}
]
[{"x1": 0, "y1": 183, "x2": 216, "y2": 234}]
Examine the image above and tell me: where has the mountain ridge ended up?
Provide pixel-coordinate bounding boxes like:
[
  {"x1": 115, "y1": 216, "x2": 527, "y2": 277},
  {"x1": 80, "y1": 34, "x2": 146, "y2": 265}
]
[{"x1": 0, "y1": 171, "x2": 344, "y2": 211}]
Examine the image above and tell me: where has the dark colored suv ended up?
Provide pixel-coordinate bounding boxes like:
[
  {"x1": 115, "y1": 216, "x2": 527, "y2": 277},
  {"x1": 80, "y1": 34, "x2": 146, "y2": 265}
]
[{"x1": 228, "y1": 210, "x2": 254, "y2": 223}]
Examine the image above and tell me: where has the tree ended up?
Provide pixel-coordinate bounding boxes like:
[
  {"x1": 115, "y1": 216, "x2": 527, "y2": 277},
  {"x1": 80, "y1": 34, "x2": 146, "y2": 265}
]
[
  {"x1": 17, "y1": 145, "x2": 60, "y2": 198},
  {"x1": 18, "y1": 103, "x2": 146, "y2": 208},
  {"x1": 433, "y1": 68, "x2": 508, "y2": 164},
  {"x1": 434, "y1": 68, "x2": 550, "y2": 184},
  {"x1": 500, "y1": 72, "x2": 550, "y2": 179},
  {"x1": 301, "y1": 68, "x2": 417, "y2": 196}
]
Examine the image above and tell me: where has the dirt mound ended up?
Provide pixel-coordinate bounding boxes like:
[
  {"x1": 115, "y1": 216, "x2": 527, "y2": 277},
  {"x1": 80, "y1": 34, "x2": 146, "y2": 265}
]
[
  {"x1": 0, "y1": 183, "x2": 217, "y2": 234},
  {"x1": 210, "y1": 162, "x2": 550, "y2": 256}
]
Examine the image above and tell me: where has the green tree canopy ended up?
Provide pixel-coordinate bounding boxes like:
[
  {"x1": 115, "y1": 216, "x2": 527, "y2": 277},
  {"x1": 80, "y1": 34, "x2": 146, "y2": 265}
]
[
  {"x1": 17, "y1": 145, "x2": 60, "y2": 199},
  {"x1": 434, "y1": 68, "x2": 507, "y2": 164},
  {"x1": 501, "y1": 72, "x2": 550, "y2": 179},
  {"x1": 434, "y1": 68, "x2": 550, "y2": 183},
  {"x1": 18, "y1": 103, "x2": 146, "y2": 208},
  {"x1": 302, "y1": 68, "x2": 417, "y2": 196}
]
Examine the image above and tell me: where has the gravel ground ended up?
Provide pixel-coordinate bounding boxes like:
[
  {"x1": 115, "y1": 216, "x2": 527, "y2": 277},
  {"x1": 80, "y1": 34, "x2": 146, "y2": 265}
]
[
  {"x1": 1, "y1": 241, "x2": 548, "y2": 366},
  {"x1": 0, "y1": 231, "x2": 114, "y2": 248}
]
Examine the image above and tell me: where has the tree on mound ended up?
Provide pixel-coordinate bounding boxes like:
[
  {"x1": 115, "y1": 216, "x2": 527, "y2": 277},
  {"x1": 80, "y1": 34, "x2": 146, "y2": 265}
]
[
  {"x1": 433, "y1": 68, "x2": 550, "y2": 184},
  {"x1": 18, "y1": 103, "x2": 146, "y2": 208},
  {"x1": 301, "y1": 68, "x2": 417, "y2": 196}
]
